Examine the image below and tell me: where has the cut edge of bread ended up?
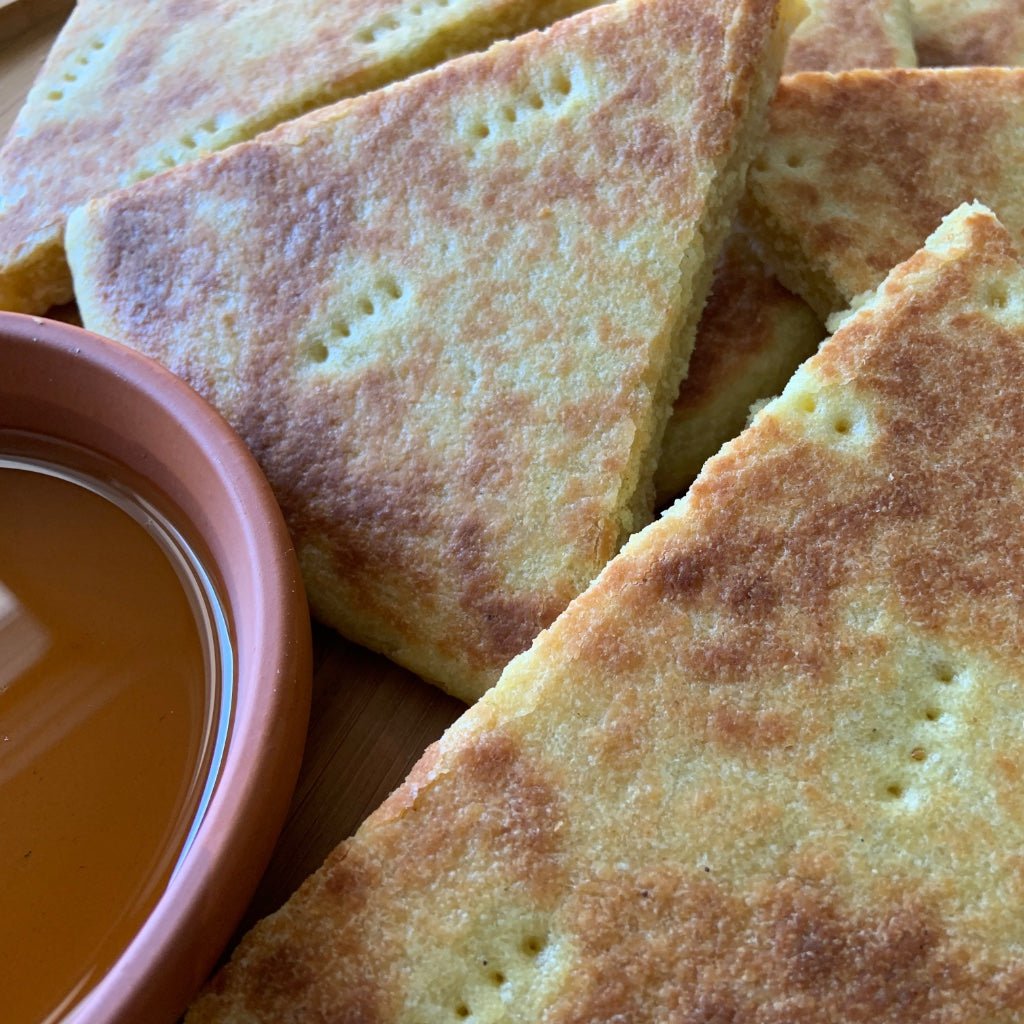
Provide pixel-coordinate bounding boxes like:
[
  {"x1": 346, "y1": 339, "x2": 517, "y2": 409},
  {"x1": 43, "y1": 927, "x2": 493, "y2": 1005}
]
[
  {"x1": 654, "y1": 288, "x2": 822, "y2": 504},
  {"x1": 784, "y1": 0, "x2": 918, "y2": 73},
  {"x1": 0, "y1": 235, "x2": 70, "y2": 314},
  {"x1": 619, "y1": 0, "x2": 803, "y2": 539},
  {"x1": 740, "y1": 179, "x2": 843, "y2": 319}
]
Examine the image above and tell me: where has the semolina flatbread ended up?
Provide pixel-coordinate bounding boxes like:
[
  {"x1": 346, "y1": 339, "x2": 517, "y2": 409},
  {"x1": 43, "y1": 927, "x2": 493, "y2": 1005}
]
[
  {"x1": 745, "y1": 67, "x2": 1024, "y2": 316},
  {"x1": 189, "y1": 202, "x2": 1024, "y2": 1022},
  {"x1": 911, "y1": 0, "x2": 1024, "y2": 66},
  {"x1": 654, "y1": 232, "x2": 822, "y2": 502},
  {"x1": 785, "y1": 0, "x2": 917, "y2": 72},
  {"x1": 0, "y1": 0, "x2": 599, "y2": 315},
  {"x1": 67, "y1": 0, "x2": 795, "y2": 702}
]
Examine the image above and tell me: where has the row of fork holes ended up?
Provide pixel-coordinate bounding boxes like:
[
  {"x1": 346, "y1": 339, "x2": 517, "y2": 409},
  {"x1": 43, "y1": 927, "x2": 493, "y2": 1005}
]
[
  {"x1": 883, "y1": 662, "x2": 956, "y2": 801},
  {"x1": 179, "y1": 119, "x2": 220, "y2": 152},
  {"x1": 160, "y1": 119, "x2": 220, "y2": 167},
  {"x1": 356, "y1": 0, "x2": 454, "y2": 44},
  {"x1": 985, "y1": 281, "x2": 1009, "y2": 310},
  {"x1": 129, "y1": 118, "x2": 224, "y2": 180},
  {"x1": 308, "y1": 278, "x2": 404, "y2": 364},
  {"x1": 442, "y1": 934, "x2": 546, "y2": 1022},
  {"x1": 752, "y1": 149, "x2": 805, "y2": 173},
  {"x1": 466, "y1": 72, "x2": 572, "y2": 142},
  {"x1": 130, "y1": 95, "x2": 315, "y2": 184},
  {"x1": 795, "y1": 393, "x2": 852, "y2": 437},
  {"x1": 45, "y1": 38, "x2": 106, "y2": 102},
  {"x1": 750, "y1": 148, "x2": 803, "y2": 175},
  {"x1": 146, "y1": 104, "x2": 320, "y2": 177}
]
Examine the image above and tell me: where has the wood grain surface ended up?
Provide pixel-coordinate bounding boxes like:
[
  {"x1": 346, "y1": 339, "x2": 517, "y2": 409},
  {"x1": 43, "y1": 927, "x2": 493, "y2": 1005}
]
[
  {"x1": 0, "y1": 1, "x2": 464, "y2": 945},
  {"x1": 0, "y1": 0, "x2": 73, "y2": 48}
]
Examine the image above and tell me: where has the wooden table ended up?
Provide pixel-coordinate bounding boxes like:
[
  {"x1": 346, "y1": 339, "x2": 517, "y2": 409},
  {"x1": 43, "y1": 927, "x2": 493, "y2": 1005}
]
[{"x1": 0, "y1": 0, "x2": 464, "y2": 943}]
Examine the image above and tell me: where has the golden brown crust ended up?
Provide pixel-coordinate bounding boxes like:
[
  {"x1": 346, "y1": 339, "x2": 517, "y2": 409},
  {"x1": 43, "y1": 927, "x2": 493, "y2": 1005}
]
[
  {"x1": 188, "y1": 204, "x2": 1024, "y2": 1022},
  {"x1": 193, "y1": 727, "x2": 571, "y2": 1022},
  {"x1": 551, "y1": 872, "x2": 1004, "y2": 1022},
  {"x1": 785, "y1": 0, "x2": 917, "y2": 72},
  {"x1": 746, "y1": 67, "x2": 1024, "y2": 314},
  {"x1": 911, "y1": 0, "x2": 1024, "y2": 66},
  {"x1": 68, "y1": 0, "x2": 790, "y2": 701},
  {"x1": 0, "y1": 0, "x2": 600, "y2": 313}
]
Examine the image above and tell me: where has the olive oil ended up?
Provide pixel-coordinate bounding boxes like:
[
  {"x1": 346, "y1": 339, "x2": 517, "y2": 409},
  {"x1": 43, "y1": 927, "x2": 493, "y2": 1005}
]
[{"x1": 0, "y1": 439, "x2": 231, "y2": 1024}]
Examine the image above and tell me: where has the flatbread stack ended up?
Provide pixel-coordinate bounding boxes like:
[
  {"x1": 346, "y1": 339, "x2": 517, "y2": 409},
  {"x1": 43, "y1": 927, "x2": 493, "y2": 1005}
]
[
  {"x1": 66, "y1": 0, "x2": 794, "y2": 702},
  {"x1": 745, "y1": 67, "x2": 1024, "y2": 316},
  {"x1": 191, "y1": 202, "x2": 1024, "y2": 1022},
  {"x1": 784, "y1": 0, "x2": 917, "y2": 72},
  {"x1": 0, "y1": 0, "x2": 597, "y2": 314},
  {"x1": 911, "y1": 0, "x2": 1024, "y2": 66},
  {"x1": 6, "y1": 0, "x2": 1024, "y2": 1019}
]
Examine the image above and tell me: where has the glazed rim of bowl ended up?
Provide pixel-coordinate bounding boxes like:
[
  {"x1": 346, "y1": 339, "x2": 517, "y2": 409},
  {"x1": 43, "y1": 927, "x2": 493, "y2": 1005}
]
[{"x1": 0, "y1": 312, "x2": 312, "y2": 1024}]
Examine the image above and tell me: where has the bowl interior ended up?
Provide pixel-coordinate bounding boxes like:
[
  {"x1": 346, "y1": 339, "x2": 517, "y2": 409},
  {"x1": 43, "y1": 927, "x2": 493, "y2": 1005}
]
[{"x1": 0, "y1": 313, "x2": 311, "y2": 1024}]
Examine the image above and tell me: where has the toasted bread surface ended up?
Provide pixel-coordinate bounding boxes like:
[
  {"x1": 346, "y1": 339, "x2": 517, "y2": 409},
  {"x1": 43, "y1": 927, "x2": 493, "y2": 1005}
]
[
  {"x1": 746, "y1": 67, "x2": 1024, "y2": 315},
  {"x1": 785, "y1": 0, "x2": 917, "y2": 72},
  {"x1": 68, "y1": 0, "x2": 792, "y2": 701},
  {"x1": 911, "y1": 0, "x2": 1024, "y2": 66},
  {"x1": 655, "y1": 232, "x2": 822, "y2": 501},
  {"x1": 189, "y1": 203, "x2": 1024, "y2": 1022},
  {"x1": 0, "y1": 0, "x2": 599, "y2": 314}
]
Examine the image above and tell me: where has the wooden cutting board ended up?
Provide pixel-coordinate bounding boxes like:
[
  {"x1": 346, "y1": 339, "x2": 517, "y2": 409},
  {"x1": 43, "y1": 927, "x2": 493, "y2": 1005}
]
[{"x1": 0, "y1": 0, "x2": 464, "y2": 939}]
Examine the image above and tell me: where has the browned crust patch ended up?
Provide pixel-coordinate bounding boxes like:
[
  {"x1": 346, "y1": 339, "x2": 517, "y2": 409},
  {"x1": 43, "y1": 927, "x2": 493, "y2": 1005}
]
[
  {"x1": 550, "y1": 869, "x2": 1017, "y2": 1023},
  {"x1": 912, "y1": 0, "x2": 1024, "y2": 67},
  {"x1": 785, "y1": 0, "x2": 916, "y2": 73},
  {"x1": 190, "y1": 728, "x2": 567, "y2": 1023},
  {"x1": 191, "y1": 208, "x2": 1024, "y2": 1021},
  {"x1": 747, "y1": 67, "x2": 1022, "y2": 308}
]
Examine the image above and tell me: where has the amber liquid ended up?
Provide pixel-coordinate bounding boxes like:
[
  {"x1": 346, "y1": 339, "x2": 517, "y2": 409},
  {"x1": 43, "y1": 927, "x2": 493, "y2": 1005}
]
[{"x1": 0, "y1": 442, "x2": 230, "y2": 1023}]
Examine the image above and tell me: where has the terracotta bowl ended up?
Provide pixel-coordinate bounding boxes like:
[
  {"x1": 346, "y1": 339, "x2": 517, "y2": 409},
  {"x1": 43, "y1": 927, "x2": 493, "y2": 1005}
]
[{"x1": 0, "y1": 312, "x2": 312, "y2": 1023}]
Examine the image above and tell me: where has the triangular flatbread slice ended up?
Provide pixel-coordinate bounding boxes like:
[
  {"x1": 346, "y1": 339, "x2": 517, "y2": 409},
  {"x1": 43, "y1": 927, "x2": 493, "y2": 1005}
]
[
  {"x1": 785, "y1": 0, "x2": 916, "y2": 72},
  {"x1": 0, "y1": 0, "x2": 598, "y2": 315},
  {"x1": 655, "y1": 232, "x2": 822, "y2": 502},
  {"x1": 188, "y1": 202, "x2": 1024, "y2": 1022},
  {"x1": 745, "y1": 67, "x2": 1024, "y2": 316},
  {"x1": 67, "y1": 0, "x2": 794, "y2": 702},
  {"x1": 911, "y1": 0, "x2": 1024, "y2": 66}
]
